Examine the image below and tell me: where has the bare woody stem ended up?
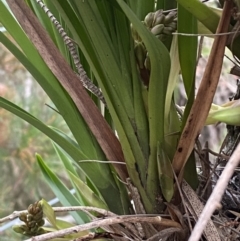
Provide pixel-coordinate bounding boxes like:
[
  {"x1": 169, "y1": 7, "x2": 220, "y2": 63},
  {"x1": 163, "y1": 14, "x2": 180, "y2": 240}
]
[{"x1": 30, "y1": 215, "x2": 181, "y2": 241}]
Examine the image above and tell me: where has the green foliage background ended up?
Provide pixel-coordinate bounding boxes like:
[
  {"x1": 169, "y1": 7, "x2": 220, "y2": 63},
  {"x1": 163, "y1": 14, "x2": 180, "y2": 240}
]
[{"x1": 0, "y1": 0, "x2": 239, "y2": 240}]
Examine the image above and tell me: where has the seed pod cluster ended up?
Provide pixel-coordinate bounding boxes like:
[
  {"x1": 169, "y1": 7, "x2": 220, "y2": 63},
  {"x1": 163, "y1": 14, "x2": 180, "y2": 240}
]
[
  {"x1": 132, "y1": 9, "x2": 177, "y2": 72},
  {"x1": 144, "y1": 10, "x2": 177, "y2": 41},
  {"x1": 13, "y1": 201, "x2": 45, "y2": 236}
]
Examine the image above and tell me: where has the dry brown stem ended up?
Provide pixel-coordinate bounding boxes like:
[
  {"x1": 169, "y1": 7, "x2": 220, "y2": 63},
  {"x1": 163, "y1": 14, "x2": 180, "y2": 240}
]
[
  {"x1": 172, "y1": 0, "x2": 233, "y2": 178},
  {"x1": 0, "y1": 206, "x2": 115, "y2": 224},
  {"x1": 27, "y1": 215, "x2": 181, "y2": 241}
]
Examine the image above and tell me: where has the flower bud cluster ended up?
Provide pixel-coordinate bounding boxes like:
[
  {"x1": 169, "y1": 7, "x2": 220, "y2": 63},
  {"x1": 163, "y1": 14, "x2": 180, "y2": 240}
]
[
  {"x1": 13, "y1": 201, "x2": 45, "y2": 236},
  {"x1": 132, "y1": 10, "x2": 177, "y2": 71}
]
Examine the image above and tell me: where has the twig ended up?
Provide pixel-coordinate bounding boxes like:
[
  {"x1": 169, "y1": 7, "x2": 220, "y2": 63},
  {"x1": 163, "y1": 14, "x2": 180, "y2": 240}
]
[
  {"x1": 126, "y1": 178, "x2": 158, "y2": 238},
  {"x1": 127, "y1": 178, "x2": 146, "y2": 214},
  {"x1": 212, "y1": 167, "x2": 240, "y2": 171},
  {"x1": 146, "y1": 227, "x2": 182, "y2": 241},
  {"x1": 0, "y1": 210, "x2": 28, "y2": 224},
  {"x1": 0, "y1": 206, "x2": 115, "y2": 224},
  {"x1": 213, "y1": 217, "x2": 240, "y2": 236},
  {"x1": 171, "y1": 166, "x2": 192, "y2": 232},
  {"x1": 44, "y1": 103, "x2": 60, "y2": 114},
  {"x1": 196, "y1": 36, "x2": 204, "y2": 65},
  {"x1": 201, "y1": 148, "x2": 230, "y2": 160},
  {"x1": 173, "y1": 31, "x2": 240, "y2": 37},
  {"x1": 225, "y1": 54, "x2": 238, "y2": 65},
  {"x1": 78, "y1": 160, "x2": 126, "y2": 165},
  {"x1": 29, "y1": 215, "x2": 181, "y2": 241},
  {"x1": 189, "y1": 142, "x2": 240, "y2": 241},
  {"x1": 0, "y1": 206, "x2": 171, "y2": 224}
]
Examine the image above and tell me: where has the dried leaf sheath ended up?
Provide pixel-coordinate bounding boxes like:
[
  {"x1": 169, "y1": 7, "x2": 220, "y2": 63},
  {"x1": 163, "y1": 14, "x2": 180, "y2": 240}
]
[{"x1": 172, "y1": 0, "x2": 233, "y2": 178}]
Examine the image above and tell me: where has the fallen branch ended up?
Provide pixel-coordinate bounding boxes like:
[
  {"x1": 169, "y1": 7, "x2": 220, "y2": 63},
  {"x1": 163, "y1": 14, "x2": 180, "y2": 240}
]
[
  {"x1": 0, "y1": 206, "x2": 115, "y2": 224},
  {"x1": 28, "y1": 215, "x2": 181, "y2": 241},
  {"x1": 189, "y1": 142, "x2": 240, "y2": 241}
]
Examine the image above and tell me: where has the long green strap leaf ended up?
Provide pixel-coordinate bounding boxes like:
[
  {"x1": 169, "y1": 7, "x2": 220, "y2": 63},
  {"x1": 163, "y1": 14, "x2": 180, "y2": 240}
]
[
  {"x1": 128, "y1": 0, "x2": 155, "y2": 20},
  {"x1": 177, "y1": 0, "x2": 219, "y2": 33},
  {"x1": 53, "y1": 142, "x2": 128, "y2": 214},
  {"x1": 36, "y1": 154, "x2": 89, "y2": 224},
  {"x1": 0, "y1": 5, "x2": 104, "y2": 161},
  {"x1": 68, "y1": 171, "x2": 108, "y2": 210},
  {"x1": 178, "y1": 4, "x2": 197, "y2": 98},
  {"x1": 116, "y1": 0, "x2": 171, "y2": 212},
  {"x1": 0, "y1": 97, "x2": 126, "y2": 213},
  {"x1": 52, "y1": 0, "x2": 147, "y2": 185},
  {"x1": 177, "y1": 4, "x2": 198, "y2": 185}
]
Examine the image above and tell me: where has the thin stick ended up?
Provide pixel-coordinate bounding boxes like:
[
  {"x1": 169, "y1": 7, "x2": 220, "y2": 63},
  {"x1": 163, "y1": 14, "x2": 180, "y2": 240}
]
[
  {"x1": 0, "y1": 211, "x2": 28, "y2": 224},
  {"x1": 171, "y1": 166, "x2": 192, "y2": 232},
  {"x1": 30, "y1": 215, "x2": 181, "y2": 241},
  {"x1": 201, "y1": 148, "x2": 230, "y2": 160},
  {"x1": 0, "y1": 206, "x2": 170, "y2": 224},
  {"x1": 189, "y1": 142, "x2": 240, "y2": 241},
  {"x1": 196, "y1": 36, "x2": 204, "y2": 65},
  {"x1": 173, "y1": 31, "x2": 240, "y2": 37},
  {"x1": 0, "y1": 206, "x2": 114, "y2": 224},
  {"x1": 78, "y1": 160, "x2": 126, "y2": 165}
]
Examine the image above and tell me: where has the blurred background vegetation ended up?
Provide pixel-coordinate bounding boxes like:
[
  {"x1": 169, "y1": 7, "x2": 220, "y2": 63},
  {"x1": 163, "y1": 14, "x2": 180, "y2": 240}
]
[{"x1": 0, "y1": 38, "x2": 72, "y2": 240}]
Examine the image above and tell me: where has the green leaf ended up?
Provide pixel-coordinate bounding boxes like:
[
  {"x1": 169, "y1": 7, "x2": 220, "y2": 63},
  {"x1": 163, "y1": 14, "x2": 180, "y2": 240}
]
[
  {"x1": 165, "y1": 35, "x2": 180, "y2": 121},
  {"x1": 177, "y1": 4, "x2": 197, "y2": 98},
  {"x1": 68, "y1": 171, "x2": 109, "y2": 210},
  {"x1": 53, "y1": 140, "x2": 108, "y2": 209},
  {"x1": 55, "y1": 219, "x2": 74, "y2": 229},
  {"x1": 156, "y1": 0, "x2": 177, "y2": 10},
  {"x1": 53, "y1": 0, "x2": 148, "y2": 192},
  {"x1": 177, "y1": 0, "x2": 219, "y2": 33},
  {"x1": 206, "y1": 102, "x2": 240, "y2": 126},
  {"x1": 53, "y1": 219, "x2": 90, "y2": 241},
  {"x1": 0, "y1": 97, "x2": 127, "y2": 213},
  {"x1": 157, "y1": 142, "x2": 174, "y2": 202},
  {"x1": 52, "y1": 141, "x2": 87, "y2": 204},
  {"x1": 0, "y1": 2, "x2": 105, "y2": 161},
  {"x1": 197, "y1": 7, "x2": 222, "y2": 36},
  {"x1": 36, "y1": 154, "x2": 90, "y2": 224},
  {"x1": 40, "y1": 199, "x2": 57, "y2": 229},
  {"x1": 0, "y1": 97, "x2": 88, "y2": 161},
  {"x1": 116, "y1": 0, "x2": 171, "y2": 212},
  {"x1": 184, "y1": 151, "x2": 199, "y2": 190},
  {"x1": 128, "y1": 0, "x2": 155, "y2": 19},
  {"x1": 177, "y1": 4, "x2": 197, "y2": 169},
  {"x1": 51, "y1": 135, "x2": 127, "y2": 214},
  {"x1": 129, "y1": 39, "x2": 149, "y2": 160}
]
